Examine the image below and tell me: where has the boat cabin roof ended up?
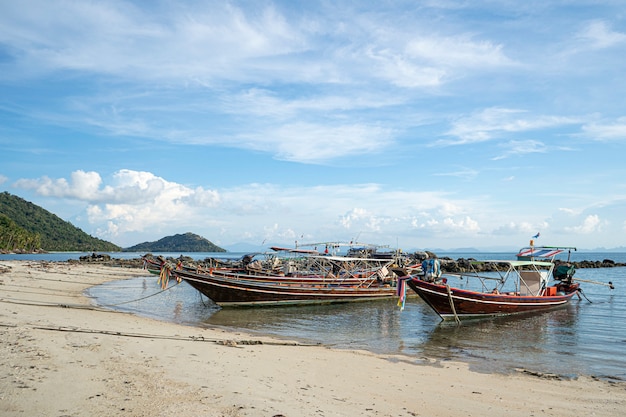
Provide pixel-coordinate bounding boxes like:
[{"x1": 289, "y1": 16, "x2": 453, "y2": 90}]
[
  {"x1": 516, "y1": 245, "x2": 577, "y2": 261},
  {"x1": 472, "y1": 260, "x2": 554, "y2": 268}
]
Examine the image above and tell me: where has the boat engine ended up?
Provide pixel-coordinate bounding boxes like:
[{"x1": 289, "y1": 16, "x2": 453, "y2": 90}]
[{"x1": 553, "y1": 264, "x2": 576, "y2": 283}]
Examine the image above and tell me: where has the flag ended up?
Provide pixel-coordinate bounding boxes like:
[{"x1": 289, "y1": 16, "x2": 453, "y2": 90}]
[{"x1": 532, "y1": 232, "x2": 540, "y2": 239}]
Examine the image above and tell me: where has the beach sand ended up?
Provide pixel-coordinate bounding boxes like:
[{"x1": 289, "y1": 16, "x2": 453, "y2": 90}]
[{"x1": 0, "y1": 260, "x2": 624, "y2": 417}]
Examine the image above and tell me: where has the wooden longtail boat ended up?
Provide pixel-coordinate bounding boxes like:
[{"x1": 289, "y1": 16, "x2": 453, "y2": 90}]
[
  {"x1": 143, "y1": 253, "x2": 397, "y2": 286},
  {"x1": 397, "y1": 245, "x2": 582, "y2": 322},
  {"x1": 171, "y1": 267, "x2": 399, "y2": 307},
  {"x1": 144, "y1": 253, "x2": 402, "y2": 307}
]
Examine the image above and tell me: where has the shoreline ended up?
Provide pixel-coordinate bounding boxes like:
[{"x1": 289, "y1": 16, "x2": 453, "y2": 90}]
[{"x1": 1, "y1": 260, "x2": 624, "y2": 416}]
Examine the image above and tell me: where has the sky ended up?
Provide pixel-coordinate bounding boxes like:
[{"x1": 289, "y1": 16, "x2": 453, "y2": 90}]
[{"x1": 1, "y1": 1, "x2": 626, "y2": 252}]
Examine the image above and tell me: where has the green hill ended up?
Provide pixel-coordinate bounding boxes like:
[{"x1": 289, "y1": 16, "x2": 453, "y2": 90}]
[
  {"x1": 124, "y1": 232, "x2": 226, "y2": 252},
  {"x1": 0, "y1": 192, "x2": 121, "y2": 252},
  {"x1": 124, "y1": 232, "x2": 225, "y2": 252}
]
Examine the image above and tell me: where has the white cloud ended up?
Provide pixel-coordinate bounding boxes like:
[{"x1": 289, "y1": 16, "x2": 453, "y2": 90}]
[
  {"x1": 558, "y1": 207, "x2": 577, "y2": 215},
  {"x1": 582, "y1": 117, "x2": 626, "y2": 141},
  {"x1": 577, "y1": 20, "x2": 626, "y2": 50},
  {"x1": 491, "y1": 140, "x2": 549, "y2": 160},
  {"x1": 3, "y1": 3, "x2": 626, "y2": 250},
  {"x1": 14, "y1": 170, "x2": 102, "y2": 200},
  {"x1": 492, "y1": 221, "x2": 548, "y2": 237},
  {"x1": 565, "y1": 215, "x2": 602, "y2": 234},
  {"x1": 444, "y1": 216, "x2": 480, "y2": 232},
  {"x1": 411, "y1": 215, "x2": 480, "y2": 235},
  {"x1": 13, "y1": 169, "x2": 222, "y2": 240},
  {"x1": 263, "y1": 122, "x2": 394, "y2": 163},
  {"x1": 444, "y1": 107, "x2": 580, "y2": 145},
  {"x1": 0, "y1": 1, "x2": 307, "y2": 82},
  {"x1": 360, "y1": 30, "x2": 516, "y2": 88},
  {"x1": 9, "y1": 166, "x2": 626, "y2": 249},
  {"x1": 11, "y1": 169, "x2": 493, "y2": 247},
  {"x1": 432, "y1": 168, "x2": 479, "y2": 181},
  {"x1": 405, "y1": 35, "x2": 514, "y2": 69},
  {"x1": 366, "y1": 48, "x2": 446, "y2": 88}
]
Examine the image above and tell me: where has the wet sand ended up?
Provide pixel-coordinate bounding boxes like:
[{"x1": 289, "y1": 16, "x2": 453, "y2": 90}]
[{"x1": 1, "y1": 260, "x2": 624, "y2": 416}]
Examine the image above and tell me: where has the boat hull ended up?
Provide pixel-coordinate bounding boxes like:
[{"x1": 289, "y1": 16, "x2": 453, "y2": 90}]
[
  {"x1": 175, "y1": 268, "x2": 398, "y2": 307},
  {"x1": 406, "y1": 278, "x2": 579, "y2": 321}
]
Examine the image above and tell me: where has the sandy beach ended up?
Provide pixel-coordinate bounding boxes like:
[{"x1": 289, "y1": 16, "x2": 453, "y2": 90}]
[{"x1": 0, "y1": 260, "x2": 624, "y2": 416}]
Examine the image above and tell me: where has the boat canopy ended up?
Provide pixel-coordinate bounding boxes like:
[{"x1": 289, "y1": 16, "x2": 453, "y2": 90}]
[
  {"x1": 472, "y1": 259, "x2": 554, "y2": 267},
  {"x1": 516, "y1": 246, "x2": 577, "y2": 261},
  {"x1": 461, "y1": 259, "x2": 557, "y2": 296}
]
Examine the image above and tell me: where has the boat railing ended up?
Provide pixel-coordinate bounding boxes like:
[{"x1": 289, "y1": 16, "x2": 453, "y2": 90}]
[
  {"x1": 464, "y1": 261, "x2": 555, "y2": 295},
  {"x1": 443, "y1": 261, "x2": 554, "y2": 295},
  {"x1": 441, "y1": 271, "x2": 506, "y2": 293}
]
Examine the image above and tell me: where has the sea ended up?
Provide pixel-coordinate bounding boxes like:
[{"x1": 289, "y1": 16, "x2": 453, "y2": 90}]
[{"x1": 2, "y1": 250, "x2": 625, "y2": 382}]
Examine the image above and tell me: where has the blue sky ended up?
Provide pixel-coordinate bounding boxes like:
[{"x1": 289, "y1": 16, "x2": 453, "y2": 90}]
[{"x1": 1, "y1": 1, "x2": 626, "y2": 251}]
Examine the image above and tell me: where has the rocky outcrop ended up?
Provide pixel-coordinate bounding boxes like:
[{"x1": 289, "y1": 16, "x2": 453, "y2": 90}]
[{"x1": 405, "y1": 250, "x2": 626, "y2": 272}]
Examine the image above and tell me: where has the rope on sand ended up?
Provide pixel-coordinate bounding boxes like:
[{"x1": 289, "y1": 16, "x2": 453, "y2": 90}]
[{"x1": 0, "y1": 322, "x2": 317, "y2": 347}]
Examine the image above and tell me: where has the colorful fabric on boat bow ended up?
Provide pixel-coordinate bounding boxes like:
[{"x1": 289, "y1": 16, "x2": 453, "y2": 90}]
[
  {"x1": 397, "y1": 276, "x2": 409, "y2": 311},
  {"x1": 157, "y1": 259, "x2": 182, "y2": 289}
]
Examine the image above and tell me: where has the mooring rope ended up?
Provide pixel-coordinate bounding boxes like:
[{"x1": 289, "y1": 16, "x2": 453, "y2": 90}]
[{"x1": 446, "y1": 284, "x2": 461, "y2": 325}]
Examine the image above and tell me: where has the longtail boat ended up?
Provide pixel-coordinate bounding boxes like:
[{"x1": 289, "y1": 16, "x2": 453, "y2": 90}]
[
  {"x1": 144, "y1": 252, "x2": 403, "y2": 307},
  {"x1": 397, "y1": 245, "x2": 583, "y2": 322}
]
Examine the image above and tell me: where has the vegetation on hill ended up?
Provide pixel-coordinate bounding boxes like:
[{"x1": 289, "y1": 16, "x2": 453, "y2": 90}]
[
  {"x1": 124, "y1": 232, "x2": 226, "y2": 252},
  {"x1": 0, "y1": 192, "x2": 121, "y2": 252},
  {"x1": 0, "y1": 213, "x2": 41, "y2": 252}
]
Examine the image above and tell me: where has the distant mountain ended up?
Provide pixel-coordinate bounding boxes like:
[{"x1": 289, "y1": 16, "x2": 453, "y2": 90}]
[
  {"x1": 447, "y1": 247, "x2": 481, "y2": 253},
  {"x1": 0, "y1": 192, "x2": 121, "y2": 252},
  {"x1": 124, "y1": 232, "x2": 226, "y2": 252}
]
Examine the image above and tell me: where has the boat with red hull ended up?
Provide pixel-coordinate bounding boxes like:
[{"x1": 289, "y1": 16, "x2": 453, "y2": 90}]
[
  {"x1": 397, "y1": 245, "x2": 582, "y2": 322},
  {"x1": 403, "y1": 273, "x2": 579, "y2": 321}
]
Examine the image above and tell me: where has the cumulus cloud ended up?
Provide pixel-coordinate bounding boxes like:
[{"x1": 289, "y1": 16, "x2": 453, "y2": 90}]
[
  {"x1": 411, "y1": 215, "x2": 480, "y2": 235},
  {"x1": 13, "y1": 169, "x2": 221, "y2": 241},
  {"x1": 13, "y1": 169, "x2": 221, "y2": 207},
  {"x1": 11, "y1": 169, "x2": 497, "y2": 246},
  {"x1": 11, "y1": 165, "x2": 619, "y2": 249},
  {"x1": 565, "y1": 215, "x2": 603, "y2": 234},
  {"x1": 492, "y1": 221, "x2": 549, "y2": 236},
  {"x1": 14, "y1": 170, "x2": 103, "y2": 200}
]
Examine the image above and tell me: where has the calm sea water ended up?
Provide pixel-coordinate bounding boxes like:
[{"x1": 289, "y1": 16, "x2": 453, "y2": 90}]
[{"x1": 5, "y1": 251, "x2": 624, "y2": 381}]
